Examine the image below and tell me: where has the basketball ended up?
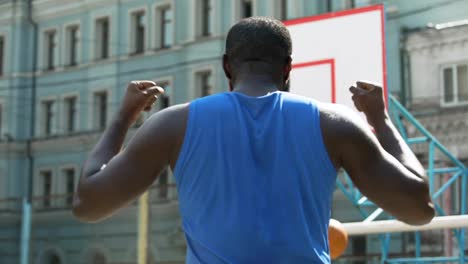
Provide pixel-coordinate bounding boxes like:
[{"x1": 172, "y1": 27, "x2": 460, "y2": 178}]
[{"x1": 329, "y1": 218, "x2": 349, "y2": 260}]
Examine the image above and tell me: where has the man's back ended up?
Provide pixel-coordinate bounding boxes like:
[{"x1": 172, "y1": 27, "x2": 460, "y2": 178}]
[
  {"x1": 174, "y1": 91, "x2": 336, "y2": 263},
  {"x1": 73, "y1": 16, "x2": 433, "y2": 264}
]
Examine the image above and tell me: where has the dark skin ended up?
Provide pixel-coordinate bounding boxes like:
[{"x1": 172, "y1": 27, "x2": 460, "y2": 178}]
[{"x1": 73, "y1": 56, "x2": 434, "y2": 225}]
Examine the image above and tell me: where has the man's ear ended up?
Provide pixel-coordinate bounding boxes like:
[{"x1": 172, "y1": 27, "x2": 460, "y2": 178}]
[
  {"x1": 223, "y1": 54, "x2": 232, "y2": 79},
  {"x1": 284, "y1": 56, "x2": 292, "y2": 82}
]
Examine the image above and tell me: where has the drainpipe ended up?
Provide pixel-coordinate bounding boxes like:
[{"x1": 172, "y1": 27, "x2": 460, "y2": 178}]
[{"x1": 20, "y1": 0, "x2": 38, "y2": 264}]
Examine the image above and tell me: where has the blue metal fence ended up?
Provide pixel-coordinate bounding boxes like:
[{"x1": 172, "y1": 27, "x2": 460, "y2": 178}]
[{"x1": 336, "y1": 95, "x2": 468, "y2": 263}]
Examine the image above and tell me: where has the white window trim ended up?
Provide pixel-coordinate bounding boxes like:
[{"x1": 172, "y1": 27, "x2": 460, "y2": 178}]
[
  {"x1": 127, "y1": 6, "x2": 149, "y2": 55},
  {"x1": 191, "y1": 65, "x2": 216, "y2": 99},
  {"x1": 231, "y1": 0, "x2": 258, "y2": 24},
  {"x1": 40, "y1": 27, "x2": 60, "y2": 72},
  {"x1": 152, "y1": 0, "x2": 175, "y2": 50},
  {"x1": 62, "y1": 21, "x2": 81, "y2": 67},
  {"x1": 91, "y1": 14, "x2": 112, "y2": 61},
  {"x1": 189, "y1": 0, "x2": 219, "y2": 41},
  {"x1": 60, "y1": 92, "x2": 80, "y2": 134},
  {"x1": 440, "y1": 62, "x2": 468, "y2": 108},
  {"x1": 37, "y1": 95, "x2": 59, "y2": 137},
  {"x1": 0, "y1": 32, "x2": 9, "y2": 77},
  {"x1": 87, "y1": 87, "x2": 112, "y2": 131}
]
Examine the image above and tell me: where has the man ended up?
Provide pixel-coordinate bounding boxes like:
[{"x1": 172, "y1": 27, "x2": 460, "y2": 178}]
[{"x1": 73, "y1": 17, "x2": 434, "y2": 263}]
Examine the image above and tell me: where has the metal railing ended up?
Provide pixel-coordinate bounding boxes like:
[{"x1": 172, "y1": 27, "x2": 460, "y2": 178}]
[
  {"x1": 336, "y1": 95, "x2": 468, "y2": 264},
  {"x1": 4, "y1": 184, "x2": 179, "y2": 212}
]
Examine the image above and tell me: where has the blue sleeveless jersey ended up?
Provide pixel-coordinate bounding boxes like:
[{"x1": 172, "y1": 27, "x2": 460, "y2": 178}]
[{"x1": 173, "y1": 91, "x2": 337, "y2": 264}]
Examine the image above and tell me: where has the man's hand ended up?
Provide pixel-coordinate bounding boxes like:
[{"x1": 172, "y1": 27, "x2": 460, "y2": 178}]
[
  {"x1": 118, "y1": 80, "x2": 165, "y2": 126},
  {"x1": 349, "y1": 81, "x2": 387, "y2": 128}
]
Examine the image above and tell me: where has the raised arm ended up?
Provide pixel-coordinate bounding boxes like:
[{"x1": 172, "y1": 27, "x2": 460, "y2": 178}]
[
  {"x1": 321, "y1": 81, "x2": 434, "y2": 225},
  {"x1": 72, "y1": 81, "x2": 187, "y2": 222}
]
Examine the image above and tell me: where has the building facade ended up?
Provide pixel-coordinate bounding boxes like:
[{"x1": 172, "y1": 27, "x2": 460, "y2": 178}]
[{"x1": 0, "y1": 0, "x2": 468, "y2": 263}]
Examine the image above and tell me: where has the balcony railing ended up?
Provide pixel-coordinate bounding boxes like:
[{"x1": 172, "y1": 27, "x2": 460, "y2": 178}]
[{"x1": 0, "y1": 185, "x2": 178, "y2": 213}]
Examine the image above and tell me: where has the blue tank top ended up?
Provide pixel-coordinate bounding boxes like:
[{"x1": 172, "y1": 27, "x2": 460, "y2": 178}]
[{"x1": 174, "y1": 91, "x2": 337, "y2": 264}]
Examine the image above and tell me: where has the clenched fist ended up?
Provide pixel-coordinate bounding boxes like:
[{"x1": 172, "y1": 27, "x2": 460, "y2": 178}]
[
  {"x1": 118, "y1": 80, "x2": 164, "y2": 125},
  {"x1": 349, "y1": 81, "x2": 388, "y2": 127}
]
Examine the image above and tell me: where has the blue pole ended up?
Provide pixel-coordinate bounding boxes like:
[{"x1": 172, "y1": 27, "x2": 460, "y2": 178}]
[
  {"x1": 415, "y1": 232, "x2": 421, "y2": 259},
  {"x1": 428, "y1": 141, "x2": 435, "y2": 194},
  {"x1": 459, "y1": 171, "x2": 466, "y2": 264},
  {"x1": 20, "y1": 198, "x2": 31, "y2": 264}
]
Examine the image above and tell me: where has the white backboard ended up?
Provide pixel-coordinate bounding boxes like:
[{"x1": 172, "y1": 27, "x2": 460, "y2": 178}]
[{"x1": 285, "y1": 5, "x2": 388, "y2": 110}]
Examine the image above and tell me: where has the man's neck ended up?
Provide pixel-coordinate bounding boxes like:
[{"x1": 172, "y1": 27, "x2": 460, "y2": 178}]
[{"x1": 232, "y1": 76, "x2": 282, "y2": 97}]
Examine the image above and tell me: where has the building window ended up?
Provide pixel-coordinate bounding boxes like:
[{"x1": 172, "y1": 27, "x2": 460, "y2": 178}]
[
  {"x1": 41, "y1": 170, "x2": 52, "y2": 208},
  {"x1": 42, "y1": 100, "x2": 55, "y2": 136},
  {"x1": 157, "y1": 81, "x2": 171, "y2": 110},
  {"x1": 95, "y1": 18, "x2": 110, "y2": 60},
  {"x1": 64, "y1": 96, "x2": 77, "y2": 133},
  {"x1": 90, "y1": 251, "x2": 107, "y2": 264},
  {"x1": 197, "y1": 0, "x2": 212, "y2": 37},
  {"x1": 65, "y1": 25, "x2": 79, "y2": 66},
  {"x1": 44, "y1": 31, "x2": 56, "y2": 70},
  {"x1": 241, "y1": 0, "x2": 253, "y2": 18},
  {"x1": 93, "y1": 92, "x2": 107, "y2": 130},
  {"x1": 277, "y1": 0, "x2": 296, "y2": 20},
  {"x1": 41, "y1": 251, "x2": 62, "y2": 264},
  {"x1": 279, "y1": 0, "x2": 287, "y2": 20},
  {"x1": 0, "y1": 36, "x2": 4, "y2": 76},
  {"x1": 442, "y1": 63, "x2": 468, "y2": 105},
  {"x1": 63, "y1": 168, "x2": 75, "y2": 206},
  {"x1": 344, "y1": 0, "x2": 356, "y2": 9},
  {"x1": 156, "y1": 5, "x2": 173, "y2": 49},
  {"x1": 131, "y1": 11, "x2": 146, "y2": 54},
  {"x1": 196, "y1": 71, "x2": 213, "y2": 97}
]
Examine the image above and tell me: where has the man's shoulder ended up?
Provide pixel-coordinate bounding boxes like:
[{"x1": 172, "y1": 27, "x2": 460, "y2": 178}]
[
  {"x1": 318, "y1": 103, "x2": 372, "y2": 146},
  {"x1": 318, "y1": 102, "x2": 364, "y2": 129}
]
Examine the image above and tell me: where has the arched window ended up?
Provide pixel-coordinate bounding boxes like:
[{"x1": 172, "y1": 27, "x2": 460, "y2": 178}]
[
  {"x1": 88, "y1": 250, "x2": 107, "y2": 264},
  {"x1": 39, "y1": 250, "x2": 62, "y2": 264},
  {"x1": 85, "y1": 249, "x2": 108, "y2": 264}
]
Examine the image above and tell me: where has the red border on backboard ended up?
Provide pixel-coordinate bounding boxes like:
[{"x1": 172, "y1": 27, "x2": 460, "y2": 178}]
[
  {"x1": 292, "y1": 59, "x2": 336, "y2": 103},
  {"x1": 284, "y1": 4, "x2": 388, "y2": 105}
]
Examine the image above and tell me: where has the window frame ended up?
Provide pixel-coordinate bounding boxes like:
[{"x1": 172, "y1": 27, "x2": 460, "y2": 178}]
[
  {"x1": 63, "y1": 21, "x2": 81, "y2": 67},
  {"x1": 88, "y1": 88, "x2": 111, "y2": 131},
  {"x1": 440, "y1": 62, "x2": 468, "y2": 107},
  {"x1": 190, "y1": 0, "x2": 218, "y2": 40},
  {"x1": 41, "y1": 28, "x2": 59, "y2": 71},
  {"x1": 192, "y1": 66, "x2": 215, "y2": 98},
  {"x1": 92, "y1": 15, "x2": 112, "y2": 61},
  {"x1": 38, "y1": 96, "x2": 58, "y2": 137},
  {"x1": 152, "y1": 76, "x2": 174, "y2": 114},
  {"x1": 128, "y1": 6, "x2": 149, "y2": 55},
  {"x1": 232, "y1": 0, "x2": 257, "y2": 23},
  {"x1": 153, "y1": 0, "x2": 175, "y2": 50},
  {"x1": 59, "y1": 165, "x2": 78, "y2": 207},
  {"x1": 0, "y1": 33, "x2": 6, "y2": 77},
  {"x1": 36, "y1": 168, "x2": 55, "y2": 209},
  {"x1": 60, "y1": 92, "x2": 80, "y2": 134},
  {"x1": 270, "y1": 0, "x2": 300, "y2": 20},
  {"x1": 0, "y1": 98, "x2": 7, "y2": 140}
]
